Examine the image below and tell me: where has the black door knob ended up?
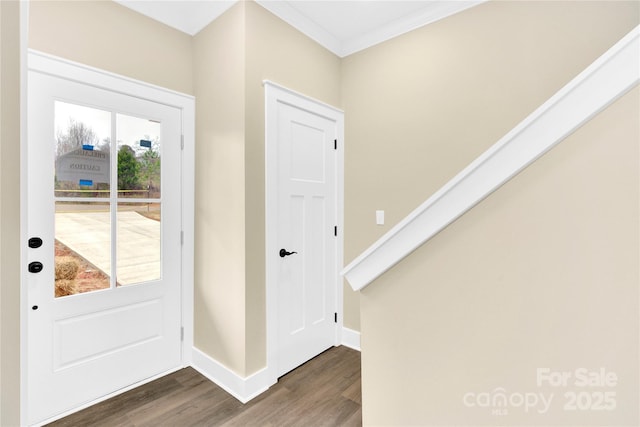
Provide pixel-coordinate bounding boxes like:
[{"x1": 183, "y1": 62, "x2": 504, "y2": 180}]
[
  {"x1": 279, "y1": 249, "x2": 298, "y2": 258},
  {"x1": 29, "y1": 261, "x2": 43, "y2": 273}
]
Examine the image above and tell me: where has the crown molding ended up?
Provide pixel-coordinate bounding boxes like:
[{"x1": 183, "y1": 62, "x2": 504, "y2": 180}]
[
  {"x1": 115, "y1": 0, "x2": 238, "y2": 36},
  {"x1": 256, "y1": 0, "x2": 484, "y2": 58},
  {"x1": 341, "y1": 1, "x2": 483, "y2": 57},
  {"x1": 255, "y1": 0, "x2": 343, "y2": 55}
]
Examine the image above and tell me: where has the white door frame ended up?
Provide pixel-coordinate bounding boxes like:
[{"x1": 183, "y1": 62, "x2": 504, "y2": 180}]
[
  {"x1": 21, "y1": 50, "x2": 195, "y2": 424},
  {"x1": 264, "y1": 80, "x2": 344, "y2": 385}
]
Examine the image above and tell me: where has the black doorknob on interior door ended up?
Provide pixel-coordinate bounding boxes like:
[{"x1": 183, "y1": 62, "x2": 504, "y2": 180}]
[{"x1": 279, "y1": 249, "x2": 298, "y2": 258}]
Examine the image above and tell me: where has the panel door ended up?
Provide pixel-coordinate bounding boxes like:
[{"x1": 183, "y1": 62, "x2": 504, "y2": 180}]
[
  {"x1": 276, "y1": 102, "x2": 338, "y2": 377},
  {"x1": 27, "y1": 71, "x2": 182, "y2": 425}
]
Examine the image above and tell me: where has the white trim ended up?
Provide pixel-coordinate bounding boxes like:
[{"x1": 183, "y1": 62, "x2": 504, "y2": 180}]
[
  {"x1": 181, "y1": 97, "x2": 196, "y2": 367},
  {"x1": 342, "y1": 25, "x2": 640, "y2": 292},
  {"x1": 256, "y1": 1, "x2": 483, "y2": 58},
  {"x1": 22, "y1": 51, "x2": 195, "y2": 423},
  {"x1": 20, "y1": 1, "x2": 31, "y2": 425},
  {"x1": 191, "y1": 347, "x2": 273, "y2": 404},
  {"x1": 264, "y1": 81, "x2": 345, "y2": 386},
  {"x1": 341, "y1": 1, "x2": 483, "y2": 57},
  {"x1": 28, "y1": 50, "x2": 194, "y2": 108},
  {"x1": 255, "y1": 1, "x2": 343, "y2": 56},
  {"x1": 335, "y1": 98, "x2": 345, "y2": 352},
  {"x1": 341, "y1": 328, "x2": 361, "y2": 352},
  {"x1": 114, "y1": 0, "x2": 238, "y2": 36},
  {"x1": 262, "y1": 80, "x2": 344, "y2": 115}
]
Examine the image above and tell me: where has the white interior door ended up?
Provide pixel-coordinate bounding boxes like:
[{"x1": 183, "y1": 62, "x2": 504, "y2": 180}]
[
  {"x1": 26, "y1": 71, "x2": 183, "y2": 425},
  {"x1": 275, "y1": 101, "x2": 339, "y2": 377}
]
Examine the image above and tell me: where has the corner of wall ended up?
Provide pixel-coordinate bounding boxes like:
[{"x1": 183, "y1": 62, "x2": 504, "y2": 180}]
[
  {"x1": 243, "y1": 1, "x2": 347, "y2": 376},
  {"x1": 192, "y1": 0, "x2": 248, "y2": 377},
  {"x1": 191, "y1": 346, "x2": 274, "y2": 404},
  {"x1": 0, "y1": 1, "x2": 23, "y2": 425}
]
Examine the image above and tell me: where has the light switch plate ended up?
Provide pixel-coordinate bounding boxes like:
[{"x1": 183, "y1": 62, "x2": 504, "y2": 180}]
[{"x1": 376, "y1": 210, "x2": 384, "y2": 225}]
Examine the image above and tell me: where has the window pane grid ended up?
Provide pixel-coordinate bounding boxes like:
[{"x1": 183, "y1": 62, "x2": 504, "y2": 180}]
[{"x1": 54, "y1": 104, "x2": 163, "y2": 297}]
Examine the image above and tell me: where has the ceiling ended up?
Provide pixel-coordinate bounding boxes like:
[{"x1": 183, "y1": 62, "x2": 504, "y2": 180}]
[{"x1": 115, "y1": 0, "x2": 483, "y2": 57}]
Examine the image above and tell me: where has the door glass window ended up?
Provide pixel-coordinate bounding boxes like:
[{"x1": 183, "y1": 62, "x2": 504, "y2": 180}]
[
  {"x1": 53, "y1": 105, "x2": 163, "y2": 297},
  {"x1": 55, "y1": 201, "x2": 111, "y2": 297},
  {"x1": 117, "y1": 202, "x2": 161, "y2": 285},
  {"x1": 54, "y1": 101, "x2": 111, "y2": 197},
  {"x1": 54, "y1": 102, "x2": 111, "y2": 298},
  {"x1": 116, "y1": 114, "x2": 161, "y2": 197},
  {"x1": 116, "y1": 114, "x2": 162, "y2": 285}
]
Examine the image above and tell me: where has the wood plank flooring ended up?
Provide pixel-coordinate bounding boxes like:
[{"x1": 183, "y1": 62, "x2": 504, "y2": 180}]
[{"x1": 47, "y1": 346, "x2": 361, "y2": 427}]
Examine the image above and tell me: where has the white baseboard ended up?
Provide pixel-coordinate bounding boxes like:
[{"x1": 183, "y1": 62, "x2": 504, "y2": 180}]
[
  {"x1": 341, "y1": 327, "x2": 361, "y2": 351},
  {"x1": 192, "y1": 330, "x2": 360, "y2": 405},
  {"x1": 191, "y1": 347, "x2": 274, "y2": 404}
]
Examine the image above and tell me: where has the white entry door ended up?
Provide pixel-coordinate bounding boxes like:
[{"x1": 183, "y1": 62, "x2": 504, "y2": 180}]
[
  {"x1": 267, "y1": 84, "x2": 344, "y2": 378},
  {"x1": 26, "y1": 70, "x2": 183, "y2": 425}
]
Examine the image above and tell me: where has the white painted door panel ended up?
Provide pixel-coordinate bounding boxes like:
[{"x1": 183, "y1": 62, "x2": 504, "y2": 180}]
[
  {"x1": 276, "y1": 102, "x2": 337, "y2": 377},
  {"x1": 27, "y1": 71, "x2": 182, "y2": 425}
]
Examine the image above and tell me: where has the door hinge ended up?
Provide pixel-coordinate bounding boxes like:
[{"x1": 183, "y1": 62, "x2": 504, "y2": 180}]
[
  {"x1": 334, "y1": 226, "x2": 337, "y2": 237},
  {"x1": 334, "y1": 313, "x2": 338, "y2": 323},
  {"x1": 180, "y1": 326, "x2": 184, "y2": 341},
  {"x1": 181, "y1": 231, "x2": 184, "y2": 245},
  {"x1": 334, "y1": 139, "x2": 337, "y2": 150},
  {"x1": 181, "y1": 135, "x2": 184, "y2": 150}
]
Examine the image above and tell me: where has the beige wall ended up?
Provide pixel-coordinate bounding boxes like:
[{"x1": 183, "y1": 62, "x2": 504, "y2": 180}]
[
  {"x1": 343, "y1": 1, "x2": 640, "y2": 425},
  {"x1": 360, "y1": 86, "x2": 639, "y2": 426},
  {"x1": 192, "y1": 1, "x2": 341, "y2": 376},
  {"x1": 243, "y1": 0, "x2": 341, "y2": 373},
  {"x1": 0, "y1": 1, "x2": 22, "y2": 425},
  {"x1": 24, "y1": 0, "x2": 345, "y2": 384},
  {"x1": 341, "y1": 0, "x2": 639, "y2": 335},
  {"x1": 193, "y1": 1, "x2": 247, "y2": 376},
  {"x1": 342, "y1": 0, "x2": 639, "y2": 261},
  {"x1": 8, "y1": 0, "x2": 636, "y2": 423},
  {"x1": 29, "y1": 0, "x2": 193, "y2": 95}
]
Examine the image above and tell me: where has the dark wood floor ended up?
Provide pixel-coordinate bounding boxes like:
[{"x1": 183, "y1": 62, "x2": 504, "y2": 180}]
[{"x1": 48, "y1": 346, "x2": 361, "y2": 427}]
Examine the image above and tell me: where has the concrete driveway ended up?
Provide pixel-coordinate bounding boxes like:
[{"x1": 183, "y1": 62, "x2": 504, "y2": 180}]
[{"x1": 55, "y1": 211, "x2": 160, "y2": 285}]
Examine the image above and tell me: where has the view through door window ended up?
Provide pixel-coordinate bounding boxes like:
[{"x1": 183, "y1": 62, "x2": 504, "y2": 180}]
[{"x1": 54, "y1": 102, "x2": 162, "y2": 297}]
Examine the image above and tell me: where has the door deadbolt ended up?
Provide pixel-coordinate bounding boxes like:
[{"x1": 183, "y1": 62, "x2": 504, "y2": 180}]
[{"x1": 28, "y1": 237, "x2": 43, "y2": 248}]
